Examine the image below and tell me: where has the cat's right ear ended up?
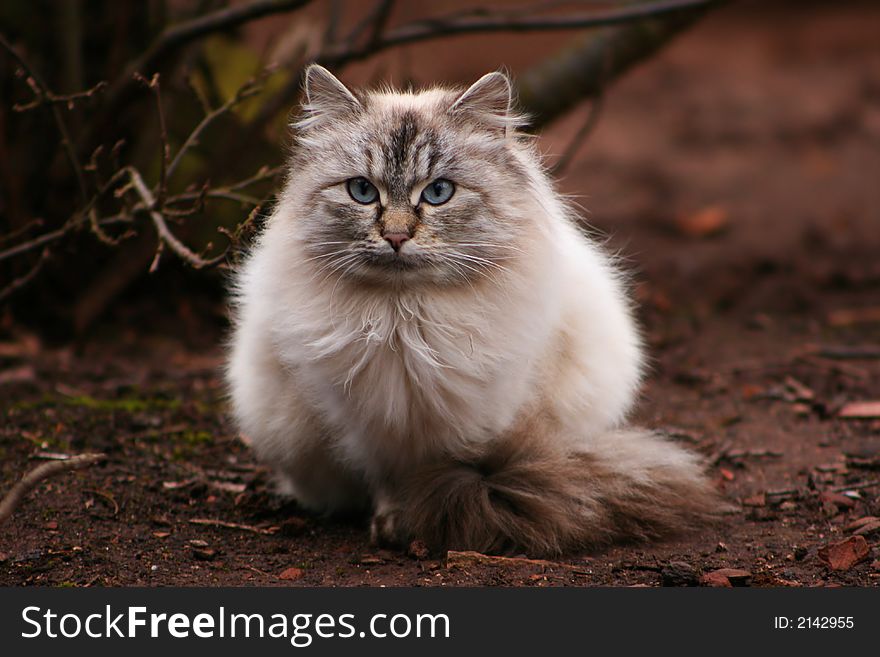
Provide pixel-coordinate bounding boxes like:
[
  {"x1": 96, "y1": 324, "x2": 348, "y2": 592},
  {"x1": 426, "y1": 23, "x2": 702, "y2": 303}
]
[
  {"x1": 450, "y1": 71, "x2": 515, "y2": 134},
  {"x1": 299, "y1": 65, "x2": 361, "y2": 129}
]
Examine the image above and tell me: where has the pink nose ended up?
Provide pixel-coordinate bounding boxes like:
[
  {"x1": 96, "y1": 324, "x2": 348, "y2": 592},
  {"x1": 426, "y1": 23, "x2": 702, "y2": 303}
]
[{"x1": 383, "y1": 232, "x2": 410, "y2": 252}]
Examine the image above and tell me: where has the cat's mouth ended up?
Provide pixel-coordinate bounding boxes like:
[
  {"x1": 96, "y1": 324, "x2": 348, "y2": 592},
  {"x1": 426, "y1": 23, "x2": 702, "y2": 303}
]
[{"x1": 363, "y1": 249, "x2": 422, "y2": 271}]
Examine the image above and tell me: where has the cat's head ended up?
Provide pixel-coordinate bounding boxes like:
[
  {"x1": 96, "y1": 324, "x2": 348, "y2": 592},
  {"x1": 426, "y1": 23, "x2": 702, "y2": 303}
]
[{"x1": 284, "y1": 65, "x2": 539, "y2": 287}]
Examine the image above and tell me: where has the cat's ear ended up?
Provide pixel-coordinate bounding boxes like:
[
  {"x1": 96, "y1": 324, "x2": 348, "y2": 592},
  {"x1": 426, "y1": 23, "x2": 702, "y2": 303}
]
[
  {"x1": 299, "y1": 64, "x2": 361, "y2": 127},
  {"x1": 450, "y1": 71, "x2": 514, "y2": 132}
]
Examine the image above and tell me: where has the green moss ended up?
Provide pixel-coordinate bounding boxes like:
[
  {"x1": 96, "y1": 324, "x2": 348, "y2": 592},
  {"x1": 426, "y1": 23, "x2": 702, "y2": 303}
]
[
  {"x1": 177, "y1": 430, "x2": 213, "y2": 445},
  {"x1": 14, "y1": 394, "x2": 182, "y2": 413},
  {"x1": 62, "y1": 395, "x2": 181, "y2": 412}
]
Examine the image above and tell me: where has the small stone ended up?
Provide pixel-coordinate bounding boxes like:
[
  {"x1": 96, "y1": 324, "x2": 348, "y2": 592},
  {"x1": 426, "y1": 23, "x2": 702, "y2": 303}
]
[
  {"x1": 661, "y1": 561, "x2": 699, "y2": 587},
  {"x1": 189, "y1": 539, "x2": 209, "y2": 548},
  {"x1": 716, "y1": 568, "x2": 752, "y2": 586},
  {"x1": 191, "y1": 547, "x2": 216, "y2": 561},
  {"x1": 817, "y1": 536, "x2": 870, "y2": 571},
  {"x1": 279, "y1": 567, "x2": 304, "y2": 581},
  {"x1": 44, "y1": 521, "x2": 58, "y2": 530},
  {"x1": 280, "y1": 517, "x2": 308, "y2": 537},
  {"x1": 152, "y1": 532, "x2": 171, "y2": 539},
  {"x1": 700, "y1": 571, "x2": 732, "y2": 588}
]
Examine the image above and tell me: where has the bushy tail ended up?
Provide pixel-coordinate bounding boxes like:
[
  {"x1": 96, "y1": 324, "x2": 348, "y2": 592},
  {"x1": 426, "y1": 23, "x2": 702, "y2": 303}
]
[{"x1": 397, "y1": 428, "x2": 721, "y2": 557}]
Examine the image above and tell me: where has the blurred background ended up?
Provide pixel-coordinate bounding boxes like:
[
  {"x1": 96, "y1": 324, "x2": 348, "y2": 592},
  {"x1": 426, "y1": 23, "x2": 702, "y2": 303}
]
[{"x1": 1, "y1": 0, "x2": 878, "y2": 346}]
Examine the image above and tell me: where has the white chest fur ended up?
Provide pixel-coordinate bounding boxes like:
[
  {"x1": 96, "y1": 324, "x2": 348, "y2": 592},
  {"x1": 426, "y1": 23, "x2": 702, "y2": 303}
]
[{"x1": 274, "y1": 282, "x2": 557, "y2": 476}]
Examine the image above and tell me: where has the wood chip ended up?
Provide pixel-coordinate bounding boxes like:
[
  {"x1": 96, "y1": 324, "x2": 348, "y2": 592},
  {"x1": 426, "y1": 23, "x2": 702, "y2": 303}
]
[
  {"x1": 838, "y1": 401, "x2": 880, "y2": 419},
  {"x1": 827, "y1": 307, "x2": 880, "y2": 327},
  {"x1": 817, "y1": 536, "x2": 870, "y2": 571},
  {"x1": 853, "y1": 521, "x2": 880, "y2": 537},
  {"x1": 844, "y1": 516, "x2": 879, "y2": 532}
]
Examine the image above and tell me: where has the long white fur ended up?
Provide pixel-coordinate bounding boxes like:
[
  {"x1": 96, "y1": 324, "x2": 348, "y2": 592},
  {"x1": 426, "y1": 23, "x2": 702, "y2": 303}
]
[{"x1": 226, "y1": 67, "x2": 710, "y2": 548}]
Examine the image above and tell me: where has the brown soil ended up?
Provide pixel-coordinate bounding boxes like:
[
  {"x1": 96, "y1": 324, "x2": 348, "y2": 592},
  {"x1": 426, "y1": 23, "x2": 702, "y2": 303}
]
[{"x1": 2, "y1": 2, "x2": 880, "y2": 587}]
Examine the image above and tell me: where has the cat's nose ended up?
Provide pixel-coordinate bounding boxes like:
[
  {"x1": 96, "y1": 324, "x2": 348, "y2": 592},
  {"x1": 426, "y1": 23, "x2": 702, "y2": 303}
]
[{"x1": 383, "y1": 232, "x2": 410, "y2": 252}]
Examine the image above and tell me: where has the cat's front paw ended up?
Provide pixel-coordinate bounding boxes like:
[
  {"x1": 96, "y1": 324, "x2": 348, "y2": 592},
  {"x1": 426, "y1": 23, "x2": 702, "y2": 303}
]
[
  {"x1": 370, "y1": 508, "x2": 401, "y2": 546},
  {"x1": 370, "y1": 499, "x2": 410, "y2": 547}
]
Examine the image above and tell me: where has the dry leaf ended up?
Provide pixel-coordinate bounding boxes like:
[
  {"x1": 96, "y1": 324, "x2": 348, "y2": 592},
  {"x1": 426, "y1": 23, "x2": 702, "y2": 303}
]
[
  {"x1": 674, "y1": 205, "x2": 729, "y2": 238},
  {"x1": 279, "y1": 567, "x2": 304, "y2": 581}
]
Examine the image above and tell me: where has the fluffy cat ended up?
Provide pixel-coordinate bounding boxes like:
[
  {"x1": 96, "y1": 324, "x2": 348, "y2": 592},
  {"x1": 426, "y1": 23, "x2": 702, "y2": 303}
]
[{"x1": 226, "y1": 65, "x2": 719, "y2": 556}]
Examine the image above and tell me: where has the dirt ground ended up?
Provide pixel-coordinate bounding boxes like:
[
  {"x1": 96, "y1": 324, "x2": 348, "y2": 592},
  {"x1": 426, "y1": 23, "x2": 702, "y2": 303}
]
[{"x1": 2, "y1": 2, "x2": 880, "y2": 587}]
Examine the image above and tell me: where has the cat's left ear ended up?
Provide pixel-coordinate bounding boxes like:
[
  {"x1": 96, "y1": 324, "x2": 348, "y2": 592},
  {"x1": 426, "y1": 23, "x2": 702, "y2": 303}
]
[{"x1": 450, "y1": 71, "x2": 514, "y2": 133}]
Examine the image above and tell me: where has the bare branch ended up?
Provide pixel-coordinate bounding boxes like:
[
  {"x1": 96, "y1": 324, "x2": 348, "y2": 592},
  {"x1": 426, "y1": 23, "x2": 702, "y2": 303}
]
[
  {"x1": 0, "y1": 167, "x2": 134, "y2": 265},
  {"x1": 126, "y1": 167, "x2": 226, "y2": 269},
  {"x1": 12, "y1": 81, "x2": 107, "y2": 112},
  {"x1": 0, "y1": 248, "x2": 51, "y2": 304},
  {"x1": 518, "y1": 1, "x2": 722, "y2": 129},
  {"x1": 0, "y1": 453, "x2": 106, "y2": 525},
  {"x1": 346, "y1": 0, "x2": 396, "y2": 49},
  {"x1": 551, "y1": 94, "x2": 603, "y2": 176},
  {"x1": 257, "y1": 0, "x2": 718, "y2": 135},
  {"x1": 322, "y1": 0, "x2": 719, "y2": 66},
  {"x1": 135, "y1": 73, "x2": 171, "y2": 209},
  {"x1": 167, "y1": 78, "x2": 264, "y2": 182},
  {"x1": 98, "y1": 0, "x2": 314, "y2": 127}
]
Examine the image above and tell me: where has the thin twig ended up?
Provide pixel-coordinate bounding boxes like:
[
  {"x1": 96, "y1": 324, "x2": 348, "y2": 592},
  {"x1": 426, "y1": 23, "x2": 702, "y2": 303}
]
[
  {"x1": 13, "y1": 81, "x2": 107, "y2": 112},
  {"x1": 166, "y1": 78, "x2": 263, "y2": 181},
  {"x1": 551, "y1": 94, "x2": 603, "y2": 175},
  {"x1": 832, "y1": 480, "x2": 880, "y2": 493},
  {"x1": 189, "y1": 518, "x2": 279, "y2": 534},
  {"x1": 0, "y1": 453, "x2": 106, "y2": 525},
  {"x1": 0, "y1": 248, "x2": 51, "y2": 303},
  {"x1": 135, "y1": 73, "x2": 171, "y2": 209}
]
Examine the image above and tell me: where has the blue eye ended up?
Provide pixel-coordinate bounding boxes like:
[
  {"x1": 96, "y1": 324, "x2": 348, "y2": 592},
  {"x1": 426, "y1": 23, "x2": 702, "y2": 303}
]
[
  {"x1": 347, "y1": 177, "x2": 379, "y2": 204},
  {"x1": 421, "y1": 179, "x2": 455, "y2": 205}
]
